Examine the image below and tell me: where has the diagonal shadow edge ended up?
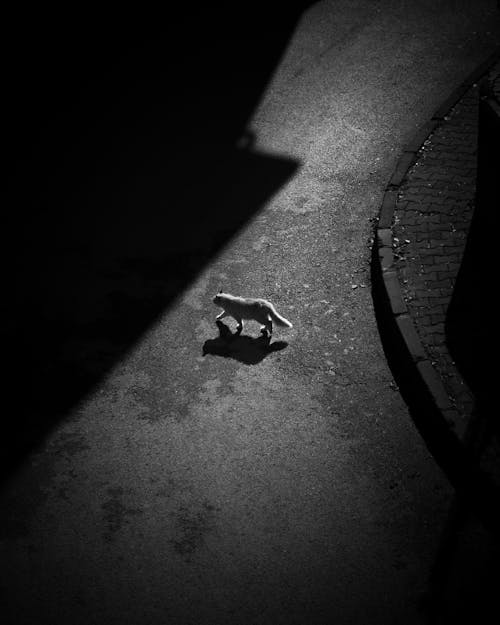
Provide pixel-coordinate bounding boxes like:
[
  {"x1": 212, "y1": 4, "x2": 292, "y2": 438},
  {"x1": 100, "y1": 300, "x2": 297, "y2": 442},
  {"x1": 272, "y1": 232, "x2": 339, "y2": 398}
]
[{"x1": 1, "y1": 6, "x2": 312, "y2": 482}]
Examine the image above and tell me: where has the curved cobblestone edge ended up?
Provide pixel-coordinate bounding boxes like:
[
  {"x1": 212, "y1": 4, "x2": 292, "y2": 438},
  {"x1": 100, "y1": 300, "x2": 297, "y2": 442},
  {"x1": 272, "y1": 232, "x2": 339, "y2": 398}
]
[
  {"x1": 374, "y1": 46, "x2": 500, "y2": 442},
  {"x1": 371, "y1": 47, "x2": 500, "y2": 530}
]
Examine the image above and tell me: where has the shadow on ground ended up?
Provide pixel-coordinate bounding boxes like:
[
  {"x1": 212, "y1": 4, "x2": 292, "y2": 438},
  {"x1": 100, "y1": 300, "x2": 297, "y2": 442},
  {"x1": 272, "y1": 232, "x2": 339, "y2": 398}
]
[
  {"x1": 203, "y1": 320, "x2": 288, "y2": 364},
  {"x1": 1, "y1": 5, "x2": 311, "y2": 480}
]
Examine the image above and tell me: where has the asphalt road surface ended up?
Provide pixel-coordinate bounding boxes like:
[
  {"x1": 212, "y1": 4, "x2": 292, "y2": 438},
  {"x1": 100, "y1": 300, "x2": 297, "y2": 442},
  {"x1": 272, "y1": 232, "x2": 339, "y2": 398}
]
[{"x1": 2, "y1": 2, "x2": 499, "y2": 624}]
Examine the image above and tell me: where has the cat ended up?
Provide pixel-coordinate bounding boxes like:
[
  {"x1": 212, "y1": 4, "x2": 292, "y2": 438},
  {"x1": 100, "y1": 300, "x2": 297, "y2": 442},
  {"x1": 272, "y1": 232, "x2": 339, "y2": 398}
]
[{"x1": 212, "y1": 291, "x2": 292, "y2": 336}]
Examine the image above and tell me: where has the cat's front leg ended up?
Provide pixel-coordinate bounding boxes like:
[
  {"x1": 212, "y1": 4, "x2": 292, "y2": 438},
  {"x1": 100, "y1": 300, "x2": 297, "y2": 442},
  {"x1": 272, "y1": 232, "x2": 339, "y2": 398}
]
[
  {"x1": 261, "y1": 318, "x2": 272, "y2": 336},
  {"x1": 216, "y1": 310, "x2": 228, "y2": 321}
]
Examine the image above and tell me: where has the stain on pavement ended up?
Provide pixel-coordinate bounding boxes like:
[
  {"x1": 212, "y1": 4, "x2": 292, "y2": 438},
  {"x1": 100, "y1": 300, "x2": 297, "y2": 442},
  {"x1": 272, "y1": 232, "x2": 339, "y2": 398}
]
[
  {"x1": 171, "y1": 500, "x2": 217, "y2": 560},
  {"x1": 101, "y1": 486, "x2": 143, "y2": 542}
]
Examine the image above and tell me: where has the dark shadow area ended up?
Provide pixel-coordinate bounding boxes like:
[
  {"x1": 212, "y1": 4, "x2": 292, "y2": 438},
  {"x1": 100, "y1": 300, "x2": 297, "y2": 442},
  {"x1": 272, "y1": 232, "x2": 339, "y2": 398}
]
[
  {"x1": 445, "y1": 93, "x2": 498, "y2": 422},
  {"x1": 203, "y1": 320, "x2": 288, "y2": 365},
  {"x1": 370, "y1": 243, "x2": 500, "y2": 535},
  {"x1": 1, "y1": 4, "x2": 312, "y2": 480},
  {"x1": 425, "y1": 495, "x2": 500, "y2": 624}
]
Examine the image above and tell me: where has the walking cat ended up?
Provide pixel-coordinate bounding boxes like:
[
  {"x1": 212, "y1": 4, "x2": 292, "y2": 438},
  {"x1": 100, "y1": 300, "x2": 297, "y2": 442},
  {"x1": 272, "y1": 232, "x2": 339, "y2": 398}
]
[{"x1": 212, "y1": 292, "x2": 292, "y2": 336}]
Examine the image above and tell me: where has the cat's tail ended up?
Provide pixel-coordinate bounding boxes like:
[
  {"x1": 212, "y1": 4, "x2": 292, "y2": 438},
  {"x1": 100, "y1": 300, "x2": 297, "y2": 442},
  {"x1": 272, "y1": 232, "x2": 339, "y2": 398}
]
[{"x1": 268, "y1": 305, "x2": 293, "y2": 328}]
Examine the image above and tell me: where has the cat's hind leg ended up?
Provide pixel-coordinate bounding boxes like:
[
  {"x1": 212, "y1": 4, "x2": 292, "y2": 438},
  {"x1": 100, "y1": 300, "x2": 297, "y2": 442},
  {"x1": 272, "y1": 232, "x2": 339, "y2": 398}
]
[{"x1": 235, "y1": 317, "x2": 243, "y2": 334}]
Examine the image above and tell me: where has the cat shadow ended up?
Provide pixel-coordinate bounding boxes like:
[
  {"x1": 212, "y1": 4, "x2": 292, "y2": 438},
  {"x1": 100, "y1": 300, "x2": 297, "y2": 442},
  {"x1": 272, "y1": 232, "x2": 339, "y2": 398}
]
[{"x1": 202, "y1": 320, "x2": 288, "y2": 365}]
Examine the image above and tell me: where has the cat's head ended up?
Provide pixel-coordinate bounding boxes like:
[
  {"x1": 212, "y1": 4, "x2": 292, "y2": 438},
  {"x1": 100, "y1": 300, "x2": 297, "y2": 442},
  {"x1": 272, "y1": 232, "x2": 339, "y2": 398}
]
[{"x1": 212, "y1": 289, "x2": 223, "y2": 305}]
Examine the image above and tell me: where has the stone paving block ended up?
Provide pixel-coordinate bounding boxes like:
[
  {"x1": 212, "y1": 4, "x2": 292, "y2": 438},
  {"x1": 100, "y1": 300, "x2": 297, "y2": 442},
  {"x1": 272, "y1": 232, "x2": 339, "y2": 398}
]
[
  {"x1": 389, "y1": 152, "x2": 416, "y2": 186},
  {"x1": 383, "y1": 271, "x2": 407, "y2": 316},
  {"x1": 377, "y1": 228, "x2": 392, "y2": 248},
  {"x1": 417, "y1": 360, "x2": 453, "y2": 412},
  {"x1": 433, "y1": 278, "x2": 452, "y2": 289},
  {"x1": 438, "y1": 271, "x2": 454, "y2": 280},
  {"x1": 396, "y1": 314, "x2": 427, "y2": 362},
  {"x1": 433, "y1": 297, "x2": 450, "y2": 307},
  {"x1": 424, "y1": 272, "x2": 438, "y2": 282},
  {"x1": 379, "y1": 247, "x2": 394, "y2": 272},
  {"x1": 429, "y1": 316, "x2": 445, "y2": 327},
  {"x1": 427, "y1": 305, "x2": 446, "y2": 316},
  {"x1": 427, "y1": 290, "x2": 447, "y2": 299},
  {"x1": 409, "y1": 299, "x2": 429, "y2": 308},
  {"x1": 379, "y1": 188, "x2": 398, "y2": 228}
]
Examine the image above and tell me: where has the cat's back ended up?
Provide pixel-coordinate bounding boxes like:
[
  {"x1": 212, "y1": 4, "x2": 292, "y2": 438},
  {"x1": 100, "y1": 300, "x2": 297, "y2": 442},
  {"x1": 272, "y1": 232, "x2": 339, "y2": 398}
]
[{"x1": 221, "y1": 294, "x2": 270, "y2": 309}]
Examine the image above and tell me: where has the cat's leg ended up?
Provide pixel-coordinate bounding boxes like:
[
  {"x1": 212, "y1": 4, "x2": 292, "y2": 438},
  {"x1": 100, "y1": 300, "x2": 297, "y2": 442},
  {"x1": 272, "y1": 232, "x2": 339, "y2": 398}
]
[
  {"x1": 261, "y1": 317, "x2": 273, "y2": 336},
  {"x1": 234, "y1": 317, "x2": 243, "y2": 334},
  {"x1": 216, "y1": 310, "x2": 228, "y2": 322}
]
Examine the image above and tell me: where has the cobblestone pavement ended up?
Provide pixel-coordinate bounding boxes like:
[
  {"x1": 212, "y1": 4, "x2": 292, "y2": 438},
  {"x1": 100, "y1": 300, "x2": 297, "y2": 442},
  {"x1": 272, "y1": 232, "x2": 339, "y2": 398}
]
[
  {"x1": 393, "y1": 60, "x2": 500, "y2": 489},
  {"x1": 393, "y1": 85, "x2": 478, "y2": 429}
]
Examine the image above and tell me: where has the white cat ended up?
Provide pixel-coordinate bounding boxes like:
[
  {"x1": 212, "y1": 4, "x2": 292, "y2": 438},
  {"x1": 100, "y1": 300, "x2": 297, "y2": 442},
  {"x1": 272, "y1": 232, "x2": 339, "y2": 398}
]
[{"x1": 212, "y1": 292, "x2": 292, "y2": 336}]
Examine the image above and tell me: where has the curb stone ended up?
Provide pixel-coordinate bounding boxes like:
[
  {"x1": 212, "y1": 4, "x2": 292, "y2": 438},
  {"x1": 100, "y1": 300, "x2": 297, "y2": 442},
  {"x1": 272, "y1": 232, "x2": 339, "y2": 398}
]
[{"x1": 372, "y1": 46, "x2": 500, "y2": 446}]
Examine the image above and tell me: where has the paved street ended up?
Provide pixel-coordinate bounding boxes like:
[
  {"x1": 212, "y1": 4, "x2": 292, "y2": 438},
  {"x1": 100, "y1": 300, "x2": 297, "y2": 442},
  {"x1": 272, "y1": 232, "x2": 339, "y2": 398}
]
[{"x1": 2, "y1": 2, "x2": 500, "y2": 624}]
